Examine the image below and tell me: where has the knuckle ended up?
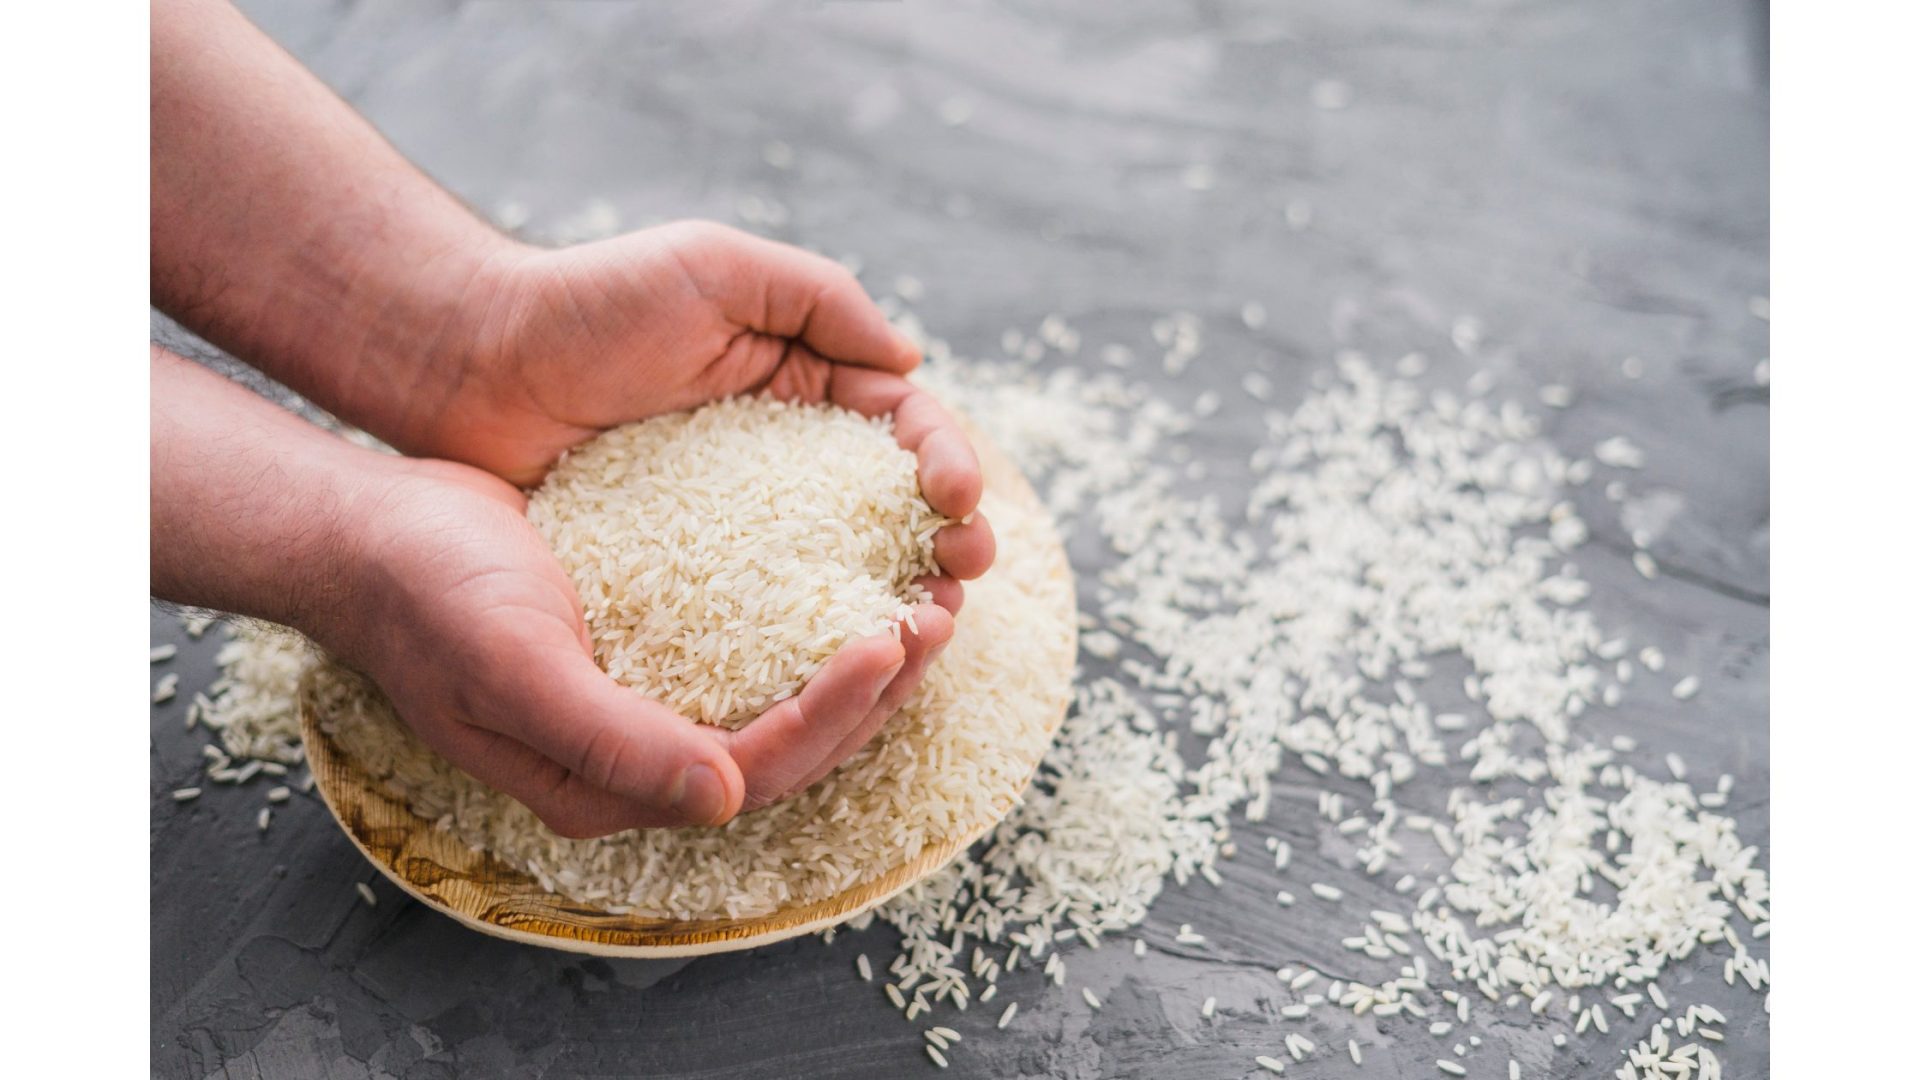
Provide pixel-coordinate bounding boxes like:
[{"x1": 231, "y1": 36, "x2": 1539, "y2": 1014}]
[
  {"x1": 667, "y1": 218, "x2": 739, "y2": 251},
  {"x1": 573, "y1": 722, "x2": 638, "y2": 795},
  {"x1": 739, "y1": 784, "x2": 780, "y2": 815}
]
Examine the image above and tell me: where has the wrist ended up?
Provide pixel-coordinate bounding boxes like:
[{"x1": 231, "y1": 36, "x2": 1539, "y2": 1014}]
[
  {"x1": 320, "y1": 228, "x2": 535, "y2": 454},
  {"x1": 286, "y1": 450, "x2": 448, "y2": 670},
  {"x1": 190, "y1": 208, "x2": 535, "y2": 466},
  {"x1": 280, "y1": 449, "x2": 393, "y2": 657},
  {"x1": 150, "y1": 351, "x2": 403, "y2": 647},
  {"x1": 298, "y1": 452, "x2": 536, "y2": 682},
  {"x1": 372, "y1": 244, "x2": 578, "y2": 484}
]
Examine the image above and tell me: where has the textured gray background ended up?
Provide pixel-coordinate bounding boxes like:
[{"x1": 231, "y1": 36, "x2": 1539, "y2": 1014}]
[{"x1": 151, "y1": 1, "x2": 1768, "y2": 1076}]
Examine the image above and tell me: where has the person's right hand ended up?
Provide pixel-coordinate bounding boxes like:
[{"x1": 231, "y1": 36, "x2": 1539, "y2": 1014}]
[{"x1": 321, "y1": 455, "x2": 954, "y2": 838}]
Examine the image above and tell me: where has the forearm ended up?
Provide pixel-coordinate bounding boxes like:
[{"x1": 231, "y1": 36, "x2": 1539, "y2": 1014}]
[
  {"x1": 151, "y1": 346, "x2": 389, "y2": 637},
  {"x1": 150, "y1": 0, "x2": 522, "y2": 451}
]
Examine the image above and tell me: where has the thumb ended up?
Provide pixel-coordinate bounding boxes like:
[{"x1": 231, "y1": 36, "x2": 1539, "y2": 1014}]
[{"x1": 470, "y1": 644, "x2": 747, "y2": 827}]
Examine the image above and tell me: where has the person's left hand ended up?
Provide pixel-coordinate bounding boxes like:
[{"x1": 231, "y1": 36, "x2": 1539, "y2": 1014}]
[
  {"x1": 311, "y1": 453, "x2": 958, "y2": 836},
  {"x1": 411, "y1": 221, "x2": 995, "y2": 600}
]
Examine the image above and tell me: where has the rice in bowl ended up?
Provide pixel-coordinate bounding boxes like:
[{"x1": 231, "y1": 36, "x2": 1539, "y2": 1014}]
[{"x1": 309, "y1": 396, "x2": 1075, "y2": 920}]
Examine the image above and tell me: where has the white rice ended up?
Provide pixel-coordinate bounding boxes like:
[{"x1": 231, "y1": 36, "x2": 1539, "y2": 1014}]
[
  {"x1": 180, "y1": 314, "x2": 1768, "y2": 1071},
  {"x1": 527, "y1": 395, "x2": 946, "y2": 728},
  {"x1": 307, "y1": 400, "x2": 1072, "y2": 919},
  {"x1": 1594, "y1": 436, "x2": 1646, "y2": 468}
]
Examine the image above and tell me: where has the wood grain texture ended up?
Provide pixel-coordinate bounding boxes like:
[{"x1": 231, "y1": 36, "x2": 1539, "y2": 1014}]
[{"x1": 299, "y1": 420, "x2": 1075, "y2": 957}]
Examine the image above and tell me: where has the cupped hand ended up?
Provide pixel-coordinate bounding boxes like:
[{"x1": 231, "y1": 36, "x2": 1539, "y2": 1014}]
[
  {"x1": 329, "y1": 456, "x2": 958, "y2": 838},
  {"x1": 436, "y1": 221, "x2": 994, "y2": 588}
]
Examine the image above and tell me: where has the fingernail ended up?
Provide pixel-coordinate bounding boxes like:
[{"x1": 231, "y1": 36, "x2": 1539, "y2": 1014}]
[{"x1": 672, "y1": 764, "x2": 727, "y2": 825}]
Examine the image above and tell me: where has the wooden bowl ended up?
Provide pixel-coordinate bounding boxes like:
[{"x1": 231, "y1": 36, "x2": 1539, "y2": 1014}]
[{"x1": 299, "y1": 423, "x2": 1075, "y2": 957}]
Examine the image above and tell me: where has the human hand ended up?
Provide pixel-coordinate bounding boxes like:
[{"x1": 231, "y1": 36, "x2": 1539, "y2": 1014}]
[
  {"x1": 421, "y1": 222, "x2": 996, "y2": 594},
  {"x1": 153, "y1": 6, "x2": 990, "y2": 581},
  {"x1": 325, "y1": 455, "x2": 956, "y2": 837},
  {"x1": 150, "y1": 0, "x2": 991, "y2": 832}
]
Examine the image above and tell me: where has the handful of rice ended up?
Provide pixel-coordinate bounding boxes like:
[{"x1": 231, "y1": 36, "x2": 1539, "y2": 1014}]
[
  {"x1": 528, "y1": 395, "x2": 947, "y2": 728},
  {"x1": 309, "y1": 391, "x2": 1072, "y2": 918}
]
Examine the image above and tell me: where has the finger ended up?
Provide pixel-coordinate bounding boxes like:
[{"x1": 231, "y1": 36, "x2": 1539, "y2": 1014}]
[
  {"x1": 428, "y1": 721, "x2": 702, "y2": 839},
  {"x1": 932, "y1": 513, "x2": 995, "y2": 581},
  {"x1": 724, "y1": 634, "x2": 905, "y2": 810},
  {"x1": 466, "y1": 644, "x2": 745, "y2": 827},
  {"x1": 915, "y1": 574, "x2": 965, "y2": 615},
  {"x1": 828, "y1": 367, "x2": 985, "y2": 519},
  {"x1": 787, "y1": 604, "x2": 955, "y2": 796},
  {"x1": 674, "y1": 221, "x2": 918, "y2": 373},
  {"x1": 915, "y1": 426, "x2": 986, "y2": 521}
]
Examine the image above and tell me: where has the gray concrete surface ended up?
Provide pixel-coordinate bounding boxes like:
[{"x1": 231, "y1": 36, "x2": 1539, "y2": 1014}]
[{"x1": 151, "y1": 1, "x2": 1768, "y2": 1076}]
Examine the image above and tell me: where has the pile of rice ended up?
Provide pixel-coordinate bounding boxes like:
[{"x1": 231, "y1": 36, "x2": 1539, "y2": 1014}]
[
  {"x1": 174, "y1": 295, "x2": 1767, "y2": 1075},
  {"x1": 529, "y1": 396, "x2": 948, "y2": 727},
  {"x1": 308, "y1": 396, "x2": 1073, "y2": 919}
]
